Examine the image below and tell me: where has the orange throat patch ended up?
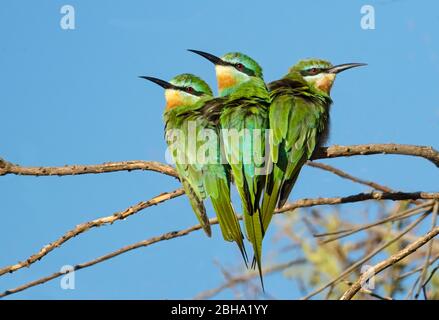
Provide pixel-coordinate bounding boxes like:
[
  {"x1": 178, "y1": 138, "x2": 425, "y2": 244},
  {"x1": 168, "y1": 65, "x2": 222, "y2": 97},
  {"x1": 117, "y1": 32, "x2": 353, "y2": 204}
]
[
  {"x1": 216, "y1": 66, "x2": 237, "y2": 92},
  {"x1": 165, "y1": 90, "x2": 182, "y2": 110},
  {"x1": 315, "y1": 74, "x2": 336, "y2": 93}
]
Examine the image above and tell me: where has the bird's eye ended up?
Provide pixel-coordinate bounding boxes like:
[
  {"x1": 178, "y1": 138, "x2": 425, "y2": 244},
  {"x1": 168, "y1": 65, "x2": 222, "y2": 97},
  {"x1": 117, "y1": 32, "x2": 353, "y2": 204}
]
[
  {"x1": 186, "y1": 87, "x2": 194, "y2": 93},
  {"x1": 236, "y1": 63, "x2": 244, "y2": 70},
  {"x1": 308, "y1": 68, "x2": 319, "y2": 75}
]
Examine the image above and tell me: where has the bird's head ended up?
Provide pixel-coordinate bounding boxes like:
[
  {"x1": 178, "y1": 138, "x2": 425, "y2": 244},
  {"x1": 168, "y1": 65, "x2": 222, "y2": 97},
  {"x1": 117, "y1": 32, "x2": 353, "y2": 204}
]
[
  {"x1": 140, "y1": 73, "x2": 213, "y2": 110},
  {"x1": 188, "y1": 49, "x2": 263, "y2": 97},
  {"x1": 289, "y1": 59, "x2": 366, "y2": 95}
]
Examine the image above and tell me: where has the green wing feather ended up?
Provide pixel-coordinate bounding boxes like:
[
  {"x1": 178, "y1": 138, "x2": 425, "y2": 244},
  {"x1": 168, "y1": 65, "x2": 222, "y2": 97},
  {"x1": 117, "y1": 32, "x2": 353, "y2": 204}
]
[
  {"x1": 203, "y1": 163, "x2": 248, "y2": 265},
  {"x1": 164, "y1": 110, "x2": 212, "y2": 237},
  {"x1": 219, "y1": 78, "x2": 270, "y2": 287},
  {"x1": 261, "y1": 78, "x2": 329, "y2": 235},
  {"x1": 179, "y1": 176, "x2": 211, "y2": 236},
  {"x1": 173, "y1": 98, "x2": 249, "y2": 264}
]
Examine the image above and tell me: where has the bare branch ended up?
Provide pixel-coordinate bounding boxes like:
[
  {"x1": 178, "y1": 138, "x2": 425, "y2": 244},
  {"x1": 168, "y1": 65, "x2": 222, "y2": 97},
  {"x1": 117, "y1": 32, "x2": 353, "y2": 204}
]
[
  {"x1": 0, "y1": 218, "x2": 213, "y2": 298},
  {"x1": 317, "y1": 202, "x2": 434, "y2": 243},
  {"x1": 302, "y1": 211, "x2": 430, "y2": 300},
  {"x1": 340, "y1": 226, "x2": 439, "y2": 300},
  {"x1": 1, "y1": 144, "x2": 438, "y2": 178},
  {"x1": 421, "y1": 265, "x2": 439, "y2": 299},
  {"x1": 2, "y1": 189, "x2": 438, "y2": 279},
  {"x1": 2, "y1": 190, "x2": 439, "y2": 297},
  {"x1": 342, "y1": 280, "x2": 393, "y2": 300},
  {"x1": 0, "y1": 159, "x2": 177, "y2": 178},
  {"x1": 397, "y1": 254, "x2": 439, "y2": 280},
  {"x1": 415, "y1": 201, "x2": 438, "y2": 299},
  {"x1": 0, "y1": 188, "x2": 184, "y2": 277},
  {"x1": 308, "y1": 161, "x2": 423, "y2": 206},
  {"x1": 194, "y1": 259, "x2": 307, "y2": 300},
  {"x1": 306, "y1": 161, "x2": 394, "y2": 193},
  {"x1": 278, "y1": 191, "x2": 439, "y2": 214},
  {"x1": 312, "y1": 144, "x2": 439, "y2": 167}
]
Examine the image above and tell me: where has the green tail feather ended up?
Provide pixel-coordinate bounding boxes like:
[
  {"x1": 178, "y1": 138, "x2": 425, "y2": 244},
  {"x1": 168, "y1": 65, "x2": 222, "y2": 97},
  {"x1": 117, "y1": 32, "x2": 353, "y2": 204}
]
[
  {"x1": 181, "y1": 179, "x2": 211, "y2": 237},
  {"x1": 261, "y1": 165, "x2": 285, "y2": 234},
  {"x1": 277, "y1": 155, "x2": 307, "y2": 209},
  {"x1": 277, "y1": 171, "x2": 300, "y2": 209},
  {"x1": 244, "y1": 206, "x2": 264, "y2": 290},
  {"x1": 211, "y1": 184, "x2": 248, "y2": 267},
  {"x1": 204, "y1": 170, "x2": 248, "y2": 266}
]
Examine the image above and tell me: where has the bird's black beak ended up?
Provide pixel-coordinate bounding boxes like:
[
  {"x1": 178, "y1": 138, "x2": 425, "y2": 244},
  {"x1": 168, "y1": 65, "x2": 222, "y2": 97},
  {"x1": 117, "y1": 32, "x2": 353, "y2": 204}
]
[
  {"x1": 327, "y1": 63, "x2": 367, "y2": 74},
  {"x1": 139, "y1": 76, "x2": 174, "y2": 89},
  {"x1": 188, "y1": 49, "x2": 228, "y2": 66}
]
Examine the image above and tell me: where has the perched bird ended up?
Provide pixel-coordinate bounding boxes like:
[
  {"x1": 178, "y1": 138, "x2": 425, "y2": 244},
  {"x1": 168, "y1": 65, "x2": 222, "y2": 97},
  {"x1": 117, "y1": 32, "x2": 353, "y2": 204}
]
[
  {"x1": 261, "y1": 59, "x2": 366, "y2": 235},
  {"x1": 139, "y1": 73, "x2": 248, "y2": 264},
  {"x1": 188, "y1": 50, "x2": 270, "y2": 286}
]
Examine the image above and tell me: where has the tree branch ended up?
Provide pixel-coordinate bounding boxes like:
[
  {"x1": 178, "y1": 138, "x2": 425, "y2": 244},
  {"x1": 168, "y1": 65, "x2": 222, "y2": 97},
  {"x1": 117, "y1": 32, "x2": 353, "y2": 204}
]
[
  {"x1": 1, "y1": 144, "x2": 438, "y2": 178},
  {"x1": 312, "y1": 144, "x2": 439, "y2": 167},
  {"x1": 340, "y1": 226, "x2": 439, "y2": 300},
  {"x1": 2, "y1": 190, "x2": 438, "y2": 279},
  {"x1": 1, "y1": 143, "x2": 438, "y2": 298},
  {"x1": 414, "y1": 201, "x2": 438, "y2": 299},
  {"x1": 0, "y1": 159, "x2": 177, "y2": 178},
  {"x1": 307, "y1": 161, "x2": 427, "y2": 208},
  {"x1": 194, "y1": 258, "x2": 307, "y2": 300},
  {"x1": 0, "y1": 188, "x2": 184, "y2": 277},
  {"x1": 302, "y1": 211, "x2": 430, "y2": 300},
  {"x1": 2, "y1": 190, "x2": 439, "y2": 297},
  {"x1": 0, "y1": 218, "x2": 216, "y2": 298},
  {"x1": 315, "y1": 201, "x2": 434, "y2": 243},
  {"x1": 306, "y1": 161, "x2": 395, "y2": 193},
  {"x1": 277, "y1": 191, "x2": 439, "y2": 214}
]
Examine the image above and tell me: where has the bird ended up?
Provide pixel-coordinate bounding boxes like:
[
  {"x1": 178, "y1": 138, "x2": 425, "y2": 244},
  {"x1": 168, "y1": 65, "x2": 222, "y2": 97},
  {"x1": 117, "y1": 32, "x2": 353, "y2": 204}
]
[
  {"x1": 261, "y1": 59, "x2": 366, "y2": 236},
  {"x1": 139, "y1": 73, "x2": 248, "y2": 265},
  {"x1": 188, "y1": 50, "x2": 271, "y2": 287}
]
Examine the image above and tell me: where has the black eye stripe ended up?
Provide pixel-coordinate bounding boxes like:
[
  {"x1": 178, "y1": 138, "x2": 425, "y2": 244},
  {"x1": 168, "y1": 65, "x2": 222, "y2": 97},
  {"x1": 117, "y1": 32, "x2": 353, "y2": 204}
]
[
  {"x1": 300, "y1": 67, "x2": 327, "y2": 76},
  {"x1": 230, "y1": 62, "x2": 255, "y2": 76},
  {"x1": 177, "y1": 86, "x2": 204, "y2": 96}
]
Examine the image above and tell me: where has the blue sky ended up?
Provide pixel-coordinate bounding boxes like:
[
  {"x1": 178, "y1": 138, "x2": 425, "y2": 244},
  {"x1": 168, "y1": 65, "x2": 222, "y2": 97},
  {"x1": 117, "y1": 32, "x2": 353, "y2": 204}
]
[{"x1": 0, "y1": 0, "x2": 438, "y2": 299}]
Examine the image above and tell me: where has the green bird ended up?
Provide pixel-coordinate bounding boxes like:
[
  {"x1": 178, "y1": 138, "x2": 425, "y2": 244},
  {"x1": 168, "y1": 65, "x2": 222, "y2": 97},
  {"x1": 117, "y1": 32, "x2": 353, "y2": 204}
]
[
  {"x1": 140, "y1": 73, "x2": 248, "y2": 264},
  {"x1": 261, "y1": 59, "x2": 366, "y2": 234},
  {"x1": 188, "y1": 50, "x2": 270, "y2": 286}
]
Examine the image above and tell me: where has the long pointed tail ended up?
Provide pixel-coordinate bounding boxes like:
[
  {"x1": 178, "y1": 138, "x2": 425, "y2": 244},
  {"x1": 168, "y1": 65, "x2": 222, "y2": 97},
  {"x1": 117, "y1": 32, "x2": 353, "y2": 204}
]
[
  {"x1": 204, "y1": 169, "x2": 248, "y2": 266},
  {"x1": 243, "y1": 206, "x2": 264, "y2": 290},
  {"x1": 277, "y1": 156, "x2": 307, "y2": 209},
  {"x1": 211, "y1": 179, "x2": 248, "y2": 267},
  {"x1": 181, "y1": 179, "x2": 211, "y2": 237},
  {"x1": 261, "y1": 165, "x2": 285, "y2": 235}
]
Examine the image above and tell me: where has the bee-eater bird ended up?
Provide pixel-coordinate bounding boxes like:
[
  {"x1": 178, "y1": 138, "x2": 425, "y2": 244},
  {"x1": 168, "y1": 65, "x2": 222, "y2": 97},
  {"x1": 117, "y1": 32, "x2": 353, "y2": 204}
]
[
  {"x1": 188, "y1": 50, "x2": 271, "y2": 286},
  {"x1": 139, "y1": 73, "x2": 248, "y2": 264},
  {"x1": 261, "y1": 59, "x2": 366, "y2": 235}
]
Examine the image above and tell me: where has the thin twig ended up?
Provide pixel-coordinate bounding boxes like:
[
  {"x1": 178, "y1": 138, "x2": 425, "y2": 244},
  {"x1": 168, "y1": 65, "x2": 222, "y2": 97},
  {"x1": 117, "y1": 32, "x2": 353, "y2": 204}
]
[
  {"x1": 0, "y1": 218, "x2": 217, "y2": 298},
  {"x1": 5, "y1": 199, "x2": 433, "y2": 299},
  {"x1": 3, "y1": 190, "x2": 438, "y2": 279},
  {"x1": 194, "y1": 258, "x2": 306, "y2": 300},
  {"x1": 0, "y1": 188, "x2": 184, "y2": 277},
  {"x1": 278, "y1": 191, "x2": 439, "y2": 214},
  {"x1": 302, "y1": 212, "x2": 430, "y2": 300},
  {"x1": 312, "y1": 144, "x2": 439, "y2": 167},
  {"x1": 340, "y1": 226, "x2": 439, "y2": 300},
  {"x1": 319, "y1": 202, "x2": 433, "y2": 243},
  {"x1": 342, "y1": 280, "x2": 392, "y2": 300},
  {"x1": 2, "y1": 189, "x2": 438, "y2": 280},
  {"x1": 308, "y1": 162, "x2": 424, "y2": 207},
  {"x1": 421, "y1": 265, "x2": 439, "y2": 299},
  {"x1": 415, "y1": 201, "x2": 438, "y2": 299},
  {"x1": 397, "y1": 254, "x2": 439, "y2": 280},
  {"x1": 307, "y1": 161, "x2": 394, "y2": 193}
]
